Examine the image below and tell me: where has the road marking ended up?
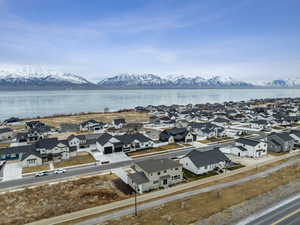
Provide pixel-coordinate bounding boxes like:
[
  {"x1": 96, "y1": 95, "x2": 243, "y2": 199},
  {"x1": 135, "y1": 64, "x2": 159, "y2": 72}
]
[{"x1": 271, "y1": 207, "x2": 300, "y2": 225}]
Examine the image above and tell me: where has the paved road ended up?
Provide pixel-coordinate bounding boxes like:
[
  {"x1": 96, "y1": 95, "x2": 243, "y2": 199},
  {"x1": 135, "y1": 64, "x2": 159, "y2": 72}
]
[
  {"x1": 0, "y1": 130, "x2": 265, "y2": 191},
  {"x1": 0, "y1": 143, "x2": 233, "y2": 191},
  {"x1": 71, "y1": 156, "x2": 300, "y2": 225},
  {"x1": 238, "y1": 194, "x2": 300, "y2": 225}
]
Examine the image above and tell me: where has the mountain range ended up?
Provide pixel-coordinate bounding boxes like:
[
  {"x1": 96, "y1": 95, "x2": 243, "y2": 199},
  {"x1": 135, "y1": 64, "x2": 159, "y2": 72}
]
[{"x1": 1, "y1": 70, "x2": 300, "y2": 90}]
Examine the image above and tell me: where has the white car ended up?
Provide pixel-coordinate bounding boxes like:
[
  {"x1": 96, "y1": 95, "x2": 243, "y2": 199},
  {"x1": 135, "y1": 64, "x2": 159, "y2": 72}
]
[
  {"x1": 35, "y1": 171, "x2": 49, "y2": 177},
  {"x1": 54, "y1": 168, "x2": 66, "y2": 174}
]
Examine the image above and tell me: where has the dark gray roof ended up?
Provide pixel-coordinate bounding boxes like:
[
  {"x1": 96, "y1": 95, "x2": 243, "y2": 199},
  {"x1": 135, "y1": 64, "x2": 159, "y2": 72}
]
[
  {"x1": 135, "y1": 158, "x2": 181, "y2": 173},
  {"x1": 128, "y1": 171, "x2": 149, "y2": 185},
  {"x1": 35, "y1": 138, "x2": 58, "y2": 149},
  {"x1": 0, "y1": 144, "x2": 35, "y2": 155},
  {"x1": 270, "y1": 132, "x2": 293, "y2": 142},
  {"x1": 0, "y1": 127, "x2": 12, "y2": 134},
  {"x1": 96, "y1": 133, "x2": 113, "y2": 145},
  {"x1": 184, "y1": 149, "x2": 230, "y2": 168},
  {"x1": 114, "y1": 118, "x2": 126, "y2": 125},
  {"x1": 236, "y1": 138, "x2": 260, "y2": 147},
  {"x1": 115, "y1": 133, "x2": 152, "y2": 145}
]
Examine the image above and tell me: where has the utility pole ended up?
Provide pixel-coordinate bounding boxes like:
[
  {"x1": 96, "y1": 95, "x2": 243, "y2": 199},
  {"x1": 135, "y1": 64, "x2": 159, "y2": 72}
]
[{"x1": 134, "y1": 185, "x2": 138, "y2": 216}]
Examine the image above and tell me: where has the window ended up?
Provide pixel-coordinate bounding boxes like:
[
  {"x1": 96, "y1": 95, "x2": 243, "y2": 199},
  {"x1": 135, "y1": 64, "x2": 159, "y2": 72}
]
[
  {"x1": 157, "y1": 172, "x2": 160, "y2": 175},
  {"x1": 175, "y1": 167, "x2": 179, "y2": 170},
  {"x1": 153, "y1": 180, "x2": 158, "y2": 184},
  {"x1": 27, "y1": 159, "x2": 36, "y2": 164},
  {"x1": 164, "y1": 170, "x2": 167, "y2": 173}
]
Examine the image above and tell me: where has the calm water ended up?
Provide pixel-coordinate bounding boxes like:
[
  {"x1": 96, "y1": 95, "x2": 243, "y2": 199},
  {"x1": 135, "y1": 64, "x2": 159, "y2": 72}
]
[{"x1": 0, "y1": 89, "x2": 300, "y2": 120}]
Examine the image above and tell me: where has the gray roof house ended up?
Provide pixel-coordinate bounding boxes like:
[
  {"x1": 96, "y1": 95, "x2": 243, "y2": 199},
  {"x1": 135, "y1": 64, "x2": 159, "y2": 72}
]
[
  {"x1": 128, "y1": 158, "x2": 183, "y2": 193},
  {"x1": 267, "y1": 132, "x2": 294, "y2": 153},
  {"x1": 180, "y1": 149, "x2": 230, "y2": 175}
]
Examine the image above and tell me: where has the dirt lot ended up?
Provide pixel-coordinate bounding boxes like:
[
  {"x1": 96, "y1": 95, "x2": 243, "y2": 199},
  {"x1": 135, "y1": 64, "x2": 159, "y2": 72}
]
[
  {"x1": 127, "y1": 143, "x2": 182, "y2": 157},
  {"x1": 0, "y1": 174, "x2": 128, "y2": 225},
  {"x1": 54, "y1": 152, "x2": 96, "y2": 168},
  {"x1": 24, "y1": 110, "x2": 149, "y2": 128},
  {"x1": 105, "y1": 161, "x2": 300, "y2": 225}
]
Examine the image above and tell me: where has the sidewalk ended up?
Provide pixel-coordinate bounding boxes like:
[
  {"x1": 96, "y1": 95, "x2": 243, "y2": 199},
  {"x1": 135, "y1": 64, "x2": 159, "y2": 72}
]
[{"x1": 27, "y1": 151, "x2": 300, "y2": 225}]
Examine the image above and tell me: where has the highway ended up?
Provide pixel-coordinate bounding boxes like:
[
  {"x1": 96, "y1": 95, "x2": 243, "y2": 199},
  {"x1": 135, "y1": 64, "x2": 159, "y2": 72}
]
[{"x1": 238, "y1": 194, "x2": 300, "y2": 225}]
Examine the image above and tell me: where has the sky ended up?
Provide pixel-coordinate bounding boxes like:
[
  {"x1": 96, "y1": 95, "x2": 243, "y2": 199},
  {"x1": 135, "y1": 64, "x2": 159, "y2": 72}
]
[{"x1": 0, "y1": 0, "x2": 300, "y2": 82}]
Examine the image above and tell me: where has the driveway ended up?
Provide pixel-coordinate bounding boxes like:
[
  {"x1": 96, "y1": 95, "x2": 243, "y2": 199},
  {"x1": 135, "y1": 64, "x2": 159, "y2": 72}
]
[{"x1": 2, "y1": 161, "x2": 22, "y2": 181}]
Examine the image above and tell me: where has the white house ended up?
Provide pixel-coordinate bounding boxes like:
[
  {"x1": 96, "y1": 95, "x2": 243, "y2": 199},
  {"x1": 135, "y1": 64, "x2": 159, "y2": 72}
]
[
  {"x1": 179, "y1": 149, "x2": 230, "y2": 175},
  {"x1": 127, "y1": 158, "x2": 183, "y2": 193},
  {"x1": 234, "y1": 138, "x2": 267, "y2": 157}
]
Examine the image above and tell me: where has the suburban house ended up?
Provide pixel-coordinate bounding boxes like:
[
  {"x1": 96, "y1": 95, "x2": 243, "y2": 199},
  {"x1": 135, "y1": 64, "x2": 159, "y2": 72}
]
[
  {"x1": 0, "y1": 137, "x2": 77, "y2": 167},
  {"x1": 159, "y1": 127, "x2": 196, "y2": 143},
  {"x1": 149, "y1": 116, "x2": 160, "y2": 124},
  {"x1": 289, "y1": 130, "x2": 300, "y2": 144},
  {"x1": 188, "y1": 122, "x2": 225, "y2": 138},
  {"x1": 127, "y1": 158, "x2": 183, "y2": 193},
  {"x1": 234, "y1": 137, "x2": 267, "y2": 157},
  {"x1": 179, "y1": 149, "x2": 230, "y2": 175},
  {"x1": 96, "y1": 133, "x2": 154, "y2": 154},
  {"x1": 25, "y1": 120, "x2": 46, "y2": 129},
  {"x1": 15, "y1": 125, "x2": 51, "y2": 143},
  {"x1": 79, "y1": 120, "x2": 105, "y2": 132},
  {"x1": 112, "y1": 118, "x2": 126, "y2": 129},
  {"x1": 250, "y1": 120, "x2": 270, "y2": 130},
  {"x1": 0, "y1": 127, "x2": 14, "y2": 141},
  {"x1": 267, "y1": 132, "x2": 295, "y2": 153},
  {"x1": 67, "y1": 133, "x2": 103, "y2": 150}
]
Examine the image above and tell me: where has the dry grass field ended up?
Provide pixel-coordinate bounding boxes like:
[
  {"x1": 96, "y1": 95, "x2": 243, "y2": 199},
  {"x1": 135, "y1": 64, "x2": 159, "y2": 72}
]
[
  {"x1": 24, "y1": 110, "x2": 149, "y2": 128},
  {"x1": 105, "y1": 162, "x2": 300, "y2": 225},
  {"x1": 127, "y1": 143, "x2": 182, "y2": 157},
  {"x1": 22, "y1": 164, "x2": 50, "y2": 174},
  {"x1": 54, "y1": 152, "x2": 96, "y2": 168},
  {"x1": 0, "y1": 174, "x2": 128, "y2": 225}
]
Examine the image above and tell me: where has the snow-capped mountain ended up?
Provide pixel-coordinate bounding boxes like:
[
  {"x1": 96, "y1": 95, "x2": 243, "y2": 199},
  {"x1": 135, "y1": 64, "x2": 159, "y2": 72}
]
[
  {"x1": 266, "y1": 77, "x2": 300, "y2": 87},
  {"x1": 98, "y1": 74, "x2": 254, "y2": 88},
  {"x1": 0, "y1": 70, "x2": 95, "y2": 90}
]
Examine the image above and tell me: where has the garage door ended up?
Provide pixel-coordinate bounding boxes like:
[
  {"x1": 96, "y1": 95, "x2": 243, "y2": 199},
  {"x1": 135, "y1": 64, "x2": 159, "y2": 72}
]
[{"x1": 104, "y1": 146, "x2": 113, "y2": 154}]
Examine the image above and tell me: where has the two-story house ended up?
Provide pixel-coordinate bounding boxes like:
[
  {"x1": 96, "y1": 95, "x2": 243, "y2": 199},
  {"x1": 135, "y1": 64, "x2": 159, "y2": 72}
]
[
  {"x1": 267, "y1": 132, "x2": 294, "y2": 153},
  {"x1": 159, "y1": 127, "x2": 196, "y2": 143},
  {"x1": 233, "y1": 138, "x2": 267, "y2": 157},
  {"x1": 127, "y1": 158, "x2": 183, "y2": 193}
]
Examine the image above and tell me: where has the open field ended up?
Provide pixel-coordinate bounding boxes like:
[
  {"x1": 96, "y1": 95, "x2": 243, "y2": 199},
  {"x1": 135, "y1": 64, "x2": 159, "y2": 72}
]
[
  {"x1": 24, "y1": 110, "x2": 149, "y2": 128},
  {"x1": 54, "y1": 152, "x2": 96, "y2": 168},
  {"x1": 127, "y1": 143, "x2": 182, "y2": 157},
  {"x1": 22, "y1": 164, "x2": 50, "y2": 174},
  {"x1": 41, "y1": 154, "x2": 300, "y2": 225},
  {"x1": 0, "y1": 174, "x2": 128, "y2": 225},
  {"x1": 105, "y1": 160, "x2": 300, "y2": 225}
]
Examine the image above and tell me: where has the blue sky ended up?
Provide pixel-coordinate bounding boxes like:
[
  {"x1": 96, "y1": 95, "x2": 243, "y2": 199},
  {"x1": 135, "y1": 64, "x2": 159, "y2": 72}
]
[{"x1": 0, "y1": 0, "x2": 299, "y2": 82}]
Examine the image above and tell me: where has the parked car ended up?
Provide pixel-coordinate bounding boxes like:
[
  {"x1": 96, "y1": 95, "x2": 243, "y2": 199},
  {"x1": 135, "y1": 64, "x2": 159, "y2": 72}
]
[
  {"x1": 54, "y1": 168, "x2": 66, "y2": 174},
  {"x1": 35, "y1": 171, "x2": 49, "y2": 177}
]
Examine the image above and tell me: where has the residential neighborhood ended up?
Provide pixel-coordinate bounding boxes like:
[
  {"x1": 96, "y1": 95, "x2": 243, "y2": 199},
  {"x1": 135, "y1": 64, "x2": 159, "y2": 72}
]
[{"x1": 1, "y1": 97, "x2": 300, "y2": 225}]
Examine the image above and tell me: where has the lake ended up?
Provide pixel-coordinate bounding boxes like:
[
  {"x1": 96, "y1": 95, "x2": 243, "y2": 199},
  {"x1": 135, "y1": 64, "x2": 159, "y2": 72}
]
[{"x1": 0, "y1": 89, "x2": 300, "y2": 120}]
